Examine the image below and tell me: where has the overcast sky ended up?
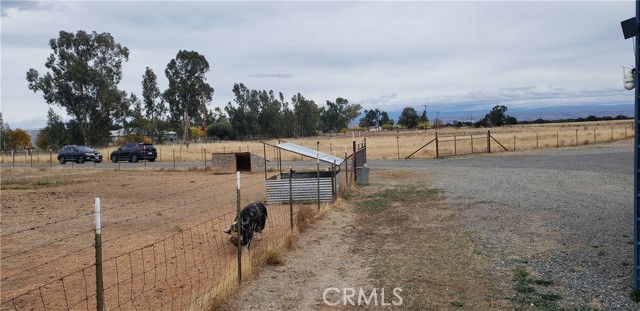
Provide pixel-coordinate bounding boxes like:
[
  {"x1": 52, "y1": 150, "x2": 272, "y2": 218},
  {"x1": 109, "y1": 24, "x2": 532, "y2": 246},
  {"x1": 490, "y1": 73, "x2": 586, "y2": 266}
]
[{"x1": 1, "y1": 0, "x2": 636, "y2": 129}]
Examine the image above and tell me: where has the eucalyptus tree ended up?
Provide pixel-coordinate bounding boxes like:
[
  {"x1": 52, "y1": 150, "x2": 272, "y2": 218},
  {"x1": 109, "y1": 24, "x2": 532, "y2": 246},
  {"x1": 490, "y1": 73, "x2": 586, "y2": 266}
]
[
  {"x1": 164, "y1": 50, "x2": 214, "y2": 142},
  {"x1": 26, "y1": 30, "x2": 130, "y2": 146},
  {"x1": 142, "y1": 67, "x2": 168, "y2": 141}
]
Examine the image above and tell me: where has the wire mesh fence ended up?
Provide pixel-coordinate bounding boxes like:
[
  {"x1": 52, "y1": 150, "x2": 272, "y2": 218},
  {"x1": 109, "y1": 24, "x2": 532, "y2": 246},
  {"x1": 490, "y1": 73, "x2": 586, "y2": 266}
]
[{"x1": 1, "y1": 170, "x2": 328, "y2": 310}]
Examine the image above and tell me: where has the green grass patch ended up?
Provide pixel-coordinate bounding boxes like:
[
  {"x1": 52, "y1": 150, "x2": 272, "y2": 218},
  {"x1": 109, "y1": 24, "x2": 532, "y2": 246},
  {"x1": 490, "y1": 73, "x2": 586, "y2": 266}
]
[
  {"x1": 354, "y1": 185, "x2": 439, "y2": 213},
  {"x1": 512, "y1": 267, "x2": 563, "y2": 310}
]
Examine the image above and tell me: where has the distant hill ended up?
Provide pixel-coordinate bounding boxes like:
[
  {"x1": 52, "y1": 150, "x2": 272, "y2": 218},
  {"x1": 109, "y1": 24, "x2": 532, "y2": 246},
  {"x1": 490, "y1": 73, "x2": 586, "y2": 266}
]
[{"x1": 351, "y1": 104, "x2": 634, "y2": 127}]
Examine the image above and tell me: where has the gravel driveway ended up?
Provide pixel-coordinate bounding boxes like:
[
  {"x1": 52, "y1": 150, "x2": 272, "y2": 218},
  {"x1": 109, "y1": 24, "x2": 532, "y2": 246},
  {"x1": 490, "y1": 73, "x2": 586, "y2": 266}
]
[{"x1": 372, "y1": 140, "x2": 635, "y2": 309}]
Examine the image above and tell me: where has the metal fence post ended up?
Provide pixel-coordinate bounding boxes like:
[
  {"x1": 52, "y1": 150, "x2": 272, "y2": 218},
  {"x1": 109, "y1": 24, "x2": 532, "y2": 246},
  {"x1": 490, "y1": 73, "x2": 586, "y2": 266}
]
[
  {"x1": 204, "y1": 148, "x2": 207, "y2": 168},
  {"x1": 536, "y1": 132, "x2": 539, "y2": 149},
  {"x1": 396, "y1": 136, "x2": 400, "y2": 159},
  {"x1": 471, "y1": 134, "x2": 474, "y2": 154},
  {"x1": 557, "y1": 131, "x2": 559, "y2": 148},
  {"x1": 594, "y1": 128, "x2": 597, "y2": 143},
  {"x1": 12, "y1": 150, "x2": 14, "y2": 168},
  {"x1": 289, "y1": 166, "x2": 294, "y2": 231},
  {"x1": 173, "y1": 149, "x2": 176, "y2": 170},
  {"x1": 576, "y1": 129, "x2": 579, "y2": 146},
  {"x1": 236, "y1": 172, "x2": 242, "y2": 284},
  {"x1": 30, "y1": 151, "x2": 33, "y2": 168},
  {"x1": 513, "y1": 134, "x2": 516, "y2": 151},
  {"x1": 50, "y1": 150, "x2": 52, "y2": 167},
  {"x1": 95, "y1": 198, "x2": 104, "y2": 311},
  {"x1": 317, "y1": 154, "x2": 321, "y2": 212}
]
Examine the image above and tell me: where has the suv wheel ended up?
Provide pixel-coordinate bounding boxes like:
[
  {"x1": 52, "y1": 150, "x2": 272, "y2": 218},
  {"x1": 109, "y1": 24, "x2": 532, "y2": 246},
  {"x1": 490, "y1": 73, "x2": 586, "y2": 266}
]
[
  {"x1": 58, "y1": 157, "x2": 65, "y2": 164},
  {"x1": 148, "y1": 159, "x2": 156, "y2": 162},
  {"x1": 111, "y1": 155, "x2": 118, "y2": 163},
  {"x1": 131, "y1": 154, "x2": 139, "y2": 163},
  {"x1": 77, "y1": 156, "x2": 85, "y2": 164}
]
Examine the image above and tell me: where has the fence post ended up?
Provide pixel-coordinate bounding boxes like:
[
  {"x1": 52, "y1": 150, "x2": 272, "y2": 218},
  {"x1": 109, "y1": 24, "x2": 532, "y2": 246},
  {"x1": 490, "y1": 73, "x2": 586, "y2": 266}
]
[
  {"x1": 289, "y1": 166, "x2": 294, "y2": 231},
  {"x1": 594, "y1": 128, "x2": 596, "y2": 143},
  {"x1": 344, "y1": 151, "x2": 348, "y2": 188},
  {"x1": 487, "y1": 130, "x2": 491, "y2": 154},
  {"x1": 173, "y1": 149, "x2": 176, "y2": 170},
  {"x1": 627, "y1": 125, "x2": 629, "y2": 139},
  {"x1": 454, "y1": 135, "x2": 457, "y2": 156},
  {"x1": 12, "y1": 150, "x2": 14, "y2": 168},
  {"x1": 352, "y1": 140, "x2": 357, "y2": 184},
  {"x1": 95, "y1": 198, "x2": 104, "y2": 311},
  {"x1": 236, "y1": 172, "x2": 242, "y2": 284},
  {"x1": 513, "y1": 134, "x2": 516, "y2": 151},
  {"x1": 396, "y1": 136, "x2": 400, "y2": 159},
  {"x1": 50, "y1": 150, "x2": 53, "y2": 167},
  {"x1": 30, "y1": 151, "x2": 33, "y2": 168},
  {"x1": 557, "y1": 131, "x2": 559, "y2": 148},
  {"x1": 317, "y1": 153, "x2": 321, "y2": 212},
  {"x1": 471, "y1": 134, "x2": 474, "y2": 154},
  {"x1": 204, "y1": 148, "x2": 207, "y2": 168},
  {"x1": 576, "y1": 129, "x2": 579, "y2": 146},
  {"x1": 612, "y1": 126, "x2": 614, "y2": 141},
  {"x1": 536, "y1": 132, "x2": 539, "y2": 149},
  {"x1": 435, "y1": 132, "x2": 439, "y2": 159}
]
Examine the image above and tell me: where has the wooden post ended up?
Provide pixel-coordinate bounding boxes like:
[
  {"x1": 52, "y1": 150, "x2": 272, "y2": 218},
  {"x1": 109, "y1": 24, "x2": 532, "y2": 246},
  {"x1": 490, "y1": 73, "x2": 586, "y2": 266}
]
[
  {"x1": 536, "y1": 132, "x2": 539, "y2": 149},
  {"x1": 557, "y1": 132, "x2": 559, "y2": 148},
  {"x1": 487, "y1": 130, "x2": 491, "y2": 154},
  {"x1": 435, "y1": 132, "x2": 439, "y2": 159},
  {"x1": 594, "y1": 128, "x2": 596, "y2": 143},
  {"x1": 454, "y1": 135, "x2": 457, "y2": 156},
  {"x1": 396, "y1": 136, "x2": 400, "y2": 159},
  {"x1": 513, "y1": 134, "x2": 516, "y2": 151},
  {"x1": 471, "y1": 134, "x2": 474, "y2": 154},
  {"x1": 576, "y1": 129, "x2": 579, "y2": 146}
]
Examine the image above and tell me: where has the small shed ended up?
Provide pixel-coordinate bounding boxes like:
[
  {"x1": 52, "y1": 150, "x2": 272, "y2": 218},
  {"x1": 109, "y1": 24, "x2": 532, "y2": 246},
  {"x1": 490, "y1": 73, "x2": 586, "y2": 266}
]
[
  {"x1": 263, "y1": 142, "x2": 344, "y2": 203},
  {"x1": 211, "y1": 152, "x2": 266, "y2": 174}
]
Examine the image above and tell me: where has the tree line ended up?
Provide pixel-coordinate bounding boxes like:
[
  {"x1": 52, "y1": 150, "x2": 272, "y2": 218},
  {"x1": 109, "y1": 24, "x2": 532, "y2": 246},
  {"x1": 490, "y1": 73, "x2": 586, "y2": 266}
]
[{"x1": 22, "y1": 30, "x2": 364, "y2": 150}]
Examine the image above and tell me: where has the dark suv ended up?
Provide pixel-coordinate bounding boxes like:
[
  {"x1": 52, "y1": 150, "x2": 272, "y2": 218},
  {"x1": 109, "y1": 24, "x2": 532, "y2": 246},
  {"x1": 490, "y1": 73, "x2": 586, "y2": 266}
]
[
  {"x1": 57, "y1": 145, "x2": 103, "y2": 164},
  {"x1": 110, "y1": 143, "x2": 157, "y2": 163}
]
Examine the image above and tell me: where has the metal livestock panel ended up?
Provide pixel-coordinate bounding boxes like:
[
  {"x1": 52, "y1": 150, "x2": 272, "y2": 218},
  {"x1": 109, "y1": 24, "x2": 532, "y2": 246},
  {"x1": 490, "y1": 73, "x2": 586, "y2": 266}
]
[{"x1": 266, "y1": 172, "x2": 340, "y2": 203}]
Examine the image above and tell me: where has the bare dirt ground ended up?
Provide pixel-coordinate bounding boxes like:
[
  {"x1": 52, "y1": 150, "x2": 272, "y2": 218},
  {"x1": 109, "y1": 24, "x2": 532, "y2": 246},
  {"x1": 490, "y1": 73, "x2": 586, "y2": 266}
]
[
  {"x1": 0, "y1": 168, "x2": 272, "y2": 309},
  {"x1": 220, "y1": 170, "x2": 511, "y2": 310}
]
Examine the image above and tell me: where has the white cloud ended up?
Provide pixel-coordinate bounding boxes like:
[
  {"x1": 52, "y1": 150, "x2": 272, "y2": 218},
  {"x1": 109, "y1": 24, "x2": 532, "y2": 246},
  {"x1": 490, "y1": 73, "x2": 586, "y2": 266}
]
[{"x1": 1, "y1": 1, "x2": 635, "y2": 129}]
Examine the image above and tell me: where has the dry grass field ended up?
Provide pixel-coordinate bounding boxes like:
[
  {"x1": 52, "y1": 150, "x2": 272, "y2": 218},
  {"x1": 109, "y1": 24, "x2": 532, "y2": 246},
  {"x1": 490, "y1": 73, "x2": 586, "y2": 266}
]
[{"x1": 0, "y1": 120, "x2": 633, "y2": 165}]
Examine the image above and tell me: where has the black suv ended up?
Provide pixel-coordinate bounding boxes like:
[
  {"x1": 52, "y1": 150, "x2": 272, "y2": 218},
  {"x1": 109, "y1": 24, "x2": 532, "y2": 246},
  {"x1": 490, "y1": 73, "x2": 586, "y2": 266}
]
[
  {"x1": 57, "y1": 145, "x2": 103, "y2": 164},
  {"x1": 110, "y1": 143, "x2": 157, "y2": 163}
]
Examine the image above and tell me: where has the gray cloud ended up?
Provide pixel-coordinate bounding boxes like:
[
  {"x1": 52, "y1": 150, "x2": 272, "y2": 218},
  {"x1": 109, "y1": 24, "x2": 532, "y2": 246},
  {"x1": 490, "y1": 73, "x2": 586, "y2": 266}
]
[{"x1": 1, "y1": 1, "x2": 635, "y2": 129}]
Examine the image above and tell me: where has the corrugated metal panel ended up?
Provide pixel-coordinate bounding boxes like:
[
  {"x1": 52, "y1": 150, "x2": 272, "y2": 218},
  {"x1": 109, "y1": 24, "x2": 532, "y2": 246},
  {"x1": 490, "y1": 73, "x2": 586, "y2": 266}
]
[
  {"x1": 266, "y1": 173, "x2": 341, "y2": 203},
  {"x1": 276, "y1": 142, "x2": 344, "y2": 165}
]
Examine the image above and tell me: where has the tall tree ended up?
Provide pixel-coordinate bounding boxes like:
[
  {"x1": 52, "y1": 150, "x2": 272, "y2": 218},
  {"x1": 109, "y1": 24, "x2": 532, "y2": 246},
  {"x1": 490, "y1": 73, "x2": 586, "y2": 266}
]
[
  {"x1": 482, "y1": 105, "x2": 513, "y2": 127},
  {"x1": 164, "y1": 50, "x2": 214, "y2": 143},
  {"x1": 38, "y1": 108, "x2": 71, "y2": 150},
  {"x1": 319, "y1": 98, "x2": 361, "y2": 133},
  {"x1": 292, "y1": 93, "x2": 319, "y2": 137},
  {"x1": 142, "y1": 67, "x2": 167, "y2": 141},
  {"x1": 9, "y1": 129, "x2": 31, "y2": 150},
  {"x1": 26, "y1": 30, "x2": 130, "y2": 146},
  {"x1": 0, "y1": 113, "x2": 10, "y2": 151},
  {"x1": 398, "y1": 107, "x2": 420, "y2": 129}
]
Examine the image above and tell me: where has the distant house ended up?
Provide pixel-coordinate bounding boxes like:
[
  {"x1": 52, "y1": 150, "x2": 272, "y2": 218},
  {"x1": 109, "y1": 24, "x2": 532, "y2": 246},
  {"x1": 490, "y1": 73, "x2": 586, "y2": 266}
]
[
  {"x1": 110, "y1": 129, "x2": 178, "y2": 144},
  {"x1": 109, "y1": 129, "x2": 126, "y2": 143}
]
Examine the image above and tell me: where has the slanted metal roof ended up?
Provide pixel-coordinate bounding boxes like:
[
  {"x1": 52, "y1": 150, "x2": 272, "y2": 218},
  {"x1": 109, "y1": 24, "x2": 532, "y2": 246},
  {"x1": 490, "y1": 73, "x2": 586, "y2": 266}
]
[{"x1": 276, "y1": 142, "x2": 344, "y2": 165}]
